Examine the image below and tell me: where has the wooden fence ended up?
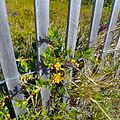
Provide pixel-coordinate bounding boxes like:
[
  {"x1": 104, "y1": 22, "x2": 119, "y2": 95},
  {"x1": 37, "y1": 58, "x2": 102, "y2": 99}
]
[{"x1": 0, "y1": 0, "x2": 120, "y2": 118}]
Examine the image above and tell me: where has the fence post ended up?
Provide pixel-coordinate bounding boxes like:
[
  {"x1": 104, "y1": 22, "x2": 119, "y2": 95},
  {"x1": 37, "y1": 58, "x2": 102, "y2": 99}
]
[
  {"x1": 89, "y1": 0, "x2": 104, "y2": 48},
  {"x1": 114, "y1": 36, "x2": 120, "y2": 78},
  {"x1": 64, "y1": 0, "x2": 81, "y2": 107},
  {"x1": 101, "y1": 0, "x2": 120, "y2": 66},
  {"x1": 34, "y1": 0, "x2": 50, "y2": 110},
  {"x1": 66, "y1": 0, "x2": 81, "y2": 53},
  {"x1": 0, "y1": 0, "x2": 24, "y2": 117}
]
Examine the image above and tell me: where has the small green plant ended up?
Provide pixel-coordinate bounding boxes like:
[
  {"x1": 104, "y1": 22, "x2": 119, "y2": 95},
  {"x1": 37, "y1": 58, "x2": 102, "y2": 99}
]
[
  {"x1": 0, "y1": 1, "x2": 120, "y2": 119},
  {"x1": 16, "y1": 29, "x2": 120, "y2": 119}
]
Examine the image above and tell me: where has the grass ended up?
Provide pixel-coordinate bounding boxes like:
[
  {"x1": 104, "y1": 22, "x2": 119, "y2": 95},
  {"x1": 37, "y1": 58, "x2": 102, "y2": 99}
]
[
  {"x1": 6, "y1": 0, "x2": 113, "y2": 28},
  {"x1": 5, "y1": 0, "x2": 116, "y2": 51},
  {"x1": 4, "y1": 0, "x2": 114, "y2": 56},
  {"x1": 0, "y1": 0, "x2": 120, "y2": 119}
]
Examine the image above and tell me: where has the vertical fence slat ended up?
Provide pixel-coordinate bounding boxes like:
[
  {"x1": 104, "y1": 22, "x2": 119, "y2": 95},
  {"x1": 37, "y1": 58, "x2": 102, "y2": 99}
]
[
  {"x1": 34, "y1": 0, "x2": 50, "y2": 109},
  {"x1": 64, "y1": 0, "x2": 81, "y2": 108},
  {"x1": 114, "y1": 36, "x2": 120, "y2": 78},
  {"x1": 114, "y1": 36, "x2": 120, "y2": 64},
  {"x1": 0, "y1": 0, "x2": 24, "y2": 117},
  {"x1": 101, "y1": 0, "x2": 120, "y2": 66},
  {"x1": 116, "y1": 67, "x2": 120, "y2": 78},
  {"x1": 89, "y1": 0, "x2": 104, "y2": 48},
  {"x1": 66, "y1": 0, "x2": 81, "y2": 53}
]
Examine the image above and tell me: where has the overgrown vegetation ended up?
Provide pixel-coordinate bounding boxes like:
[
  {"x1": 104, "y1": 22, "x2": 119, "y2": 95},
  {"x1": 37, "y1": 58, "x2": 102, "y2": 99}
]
[{"x1": 0, "y1": 0, "x2": 120, "y2": 119}]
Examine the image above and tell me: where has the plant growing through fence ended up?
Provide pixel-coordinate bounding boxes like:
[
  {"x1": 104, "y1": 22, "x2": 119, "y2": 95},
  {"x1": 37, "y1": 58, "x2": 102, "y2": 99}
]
[
  {"x1": 0, "y1": 0, "x2": 120, "y2": 119},
  {"x1": 16, "y1": 28, "x2": 120, "y2": 119}
]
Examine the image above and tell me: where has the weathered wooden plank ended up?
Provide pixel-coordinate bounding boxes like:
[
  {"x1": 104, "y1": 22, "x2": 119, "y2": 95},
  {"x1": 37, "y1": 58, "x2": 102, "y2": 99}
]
[
  {"x1": 101, "y1": 0, "x2": 120, "y2": 66},
  {"x1": 116, "y1": 66, "x2": 120, "y2": 78},
  {"x1": 114, "y1": 36, "x2": 120, "y2": 78},
  {"x1": 66, "y1": 0, "x2": 81, "y2": 54},
  {"x1": 64, "y1": 0, "x2": 81, "y2": 109},
  {"x1": 34, "y1": 0, "x2": 50, "y2": 109},
  {"x1": 89, "y1": 0, "x2": 104, "y2": 48},
  {"x1": 0, "y1": 0, "x2": 24, "y2": 117},
  {"x1": 114, "y1": 36, "x2": 120, "y2": 63}
]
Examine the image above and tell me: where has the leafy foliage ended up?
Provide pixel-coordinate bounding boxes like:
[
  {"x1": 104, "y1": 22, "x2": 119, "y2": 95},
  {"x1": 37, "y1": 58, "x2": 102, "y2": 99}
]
[
  {"x1": 0, "y1": 0, "x2": 120, "y2": 119},
  {"x1": 7, "y1": 28, "x2": 120, "y2": 119}
]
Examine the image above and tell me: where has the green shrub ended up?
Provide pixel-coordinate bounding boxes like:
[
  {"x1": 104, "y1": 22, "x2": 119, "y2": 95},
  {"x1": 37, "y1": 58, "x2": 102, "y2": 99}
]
[{"x1": 0, "y1": 0, "x2": 119, "y2": 119}]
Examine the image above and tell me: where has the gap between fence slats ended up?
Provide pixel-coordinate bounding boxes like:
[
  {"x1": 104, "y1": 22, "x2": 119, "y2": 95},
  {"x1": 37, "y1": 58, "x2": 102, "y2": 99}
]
[
  {"x1": 101, "y1": 0, "x2": 120, "y2": 66},
  {"x1": 0, "y1": 0, "x2": 24, "y2": 117},
  {"x1": 34, "y1": 0, "x2": 50, "y2": 110},
  {"x1": 89, "y1": 0, "x2": 104, "y2": 48}
]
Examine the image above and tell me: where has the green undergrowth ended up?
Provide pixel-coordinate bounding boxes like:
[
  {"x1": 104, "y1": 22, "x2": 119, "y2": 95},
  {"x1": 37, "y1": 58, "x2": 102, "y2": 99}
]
[
  {"x1": 19, "y1": 27, "x2": 119, "y2": 119},
  {"x1": 0, "y1": 27, "x2": 120, "y2": 119},
  {"x1": 0, "y1": 0, "x2": 120, "y2": 119}
]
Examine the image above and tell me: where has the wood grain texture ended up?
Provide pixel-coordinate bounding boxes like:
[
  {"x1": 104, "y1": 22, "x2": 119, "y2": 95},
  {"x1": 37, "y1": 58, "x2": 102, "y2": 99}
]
[
  {"x1": 89, "y1": 0, "x2": 104, "y2": 48},
  {"x1": 0, "y1": 0, "x2": 24, "y2": 117},
  {"x1": 101, "y1": 0, "x2": 120, "y2": 66},
  {"x1": 34, "y1": 0, "x2": 50, "y2": 109}
]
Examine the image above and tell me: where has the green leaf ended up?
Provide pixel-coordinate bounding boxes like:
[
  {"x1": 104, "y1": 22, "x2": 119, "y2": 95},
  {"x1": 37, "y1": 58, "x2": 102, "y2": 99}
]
[{"x1": 41, "y1": 109, "x2": 47, "y2": 116}]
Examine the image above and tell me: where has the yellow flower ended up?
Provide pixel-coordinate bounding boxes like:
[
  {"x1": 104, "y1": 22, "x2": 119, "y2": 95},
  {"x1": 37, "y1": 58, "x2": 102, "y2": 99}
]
[
  {"x1": 20, "y1": 76, "x2": 27, "y2": 80},
  {"x1": 70, "y1": 59, "x2": 79, "y2": 67},
  {"x1": 70, "y1": 59, "x2": 76, "y2": 64},
  {"x1": 54, "y1": 62, "x2": 61, "y2": 71},
  {"x1": 48, "y1": 44, "x2": 53, "y2": 51},
  {"x1": 75, "y1": 63, "x2": 79, "y2": 67},
  {"x1": 54, "y1": 73, "x2": 61, "y2": 84},
  {"x1": 5, "y1": 112, "x2": 10, "y2": 120},
  {"x1": 2, "y1": 101, "x2": 5, "y2": 107}
]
